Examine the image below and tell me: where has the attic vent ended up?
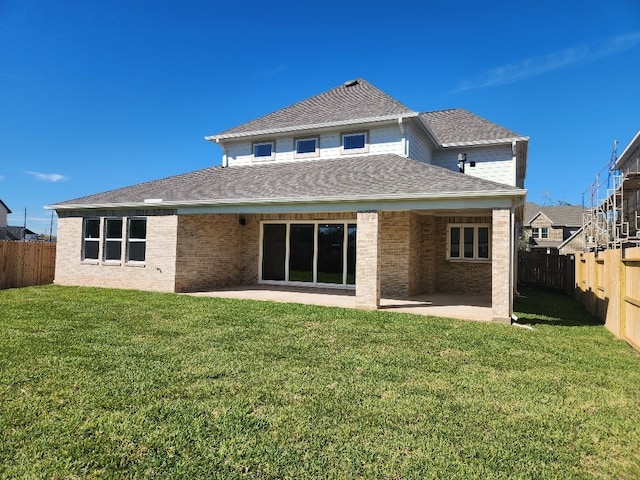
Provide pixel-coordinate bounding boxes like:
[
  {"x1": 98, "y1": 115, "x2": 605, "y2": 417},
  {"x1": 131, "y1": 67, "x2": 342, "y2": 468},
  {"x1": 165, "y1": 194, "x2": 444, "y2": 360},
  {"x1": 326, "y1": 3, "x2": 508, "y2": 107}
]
[{"x1": 343, "y1": 79, "x2": 359, "y2": 87}]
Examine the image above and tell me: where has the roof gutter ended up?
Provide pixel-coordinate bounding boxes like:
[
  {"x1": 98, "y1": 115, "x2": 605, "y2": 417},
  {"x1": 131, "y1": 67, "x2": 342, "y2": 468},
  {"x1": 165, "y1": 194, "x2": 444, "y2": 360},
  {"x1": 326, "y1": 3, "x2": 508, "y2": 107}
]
[
  {"x1": 441, "y1": 136, "x2": 529, "y2": 148},
  {"x1": 46, "y1": 188, "x2": 526, "y2": 211},
  {"x1": 205, "y1": 112, "x2": 420, "y2": 142}
]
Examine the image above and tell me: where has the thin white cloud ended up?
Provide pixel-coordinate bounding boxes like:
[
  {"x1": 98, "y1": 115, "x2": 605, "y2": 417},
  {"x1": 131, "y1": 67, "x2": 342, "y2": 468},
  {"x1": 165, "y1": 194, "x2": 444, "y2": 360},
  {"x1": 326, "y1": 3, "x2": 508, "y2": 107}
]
[
  {"x1": 0, "y1": 175, "x2": 5, "y2": 181},
  {"x1": 24, "y1": 171, "x2": 68, "y2": 182},
  {"x1": 452, "y1": 31, "x2": 640, "y2": 93},
  {"x1": 254, "y1": 64, "x2": 288, "y2": 77}
]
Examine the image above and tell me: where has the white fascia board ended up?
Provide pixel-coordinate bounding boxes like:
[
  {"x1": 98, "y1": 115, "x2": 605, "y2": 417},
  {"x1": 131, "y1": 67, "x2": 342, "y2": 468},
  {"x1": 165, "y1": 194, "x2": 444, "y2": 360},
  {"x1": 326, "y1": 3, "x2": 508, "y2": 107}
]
[
  {"x1": 205, "y1": 112, "x2": 420, "y2": 142},
  {"x1": 47, "y1": 189, "x2": 526, "y2": 213},
  {"x1": 527, "y1": 211, "x2": 553, "y2": 226},
  {"x1": 441, "y1": 136, "x2": 529, "y2": 148},
  {"x1": 614, "y1": 129, "x2": 640, "y2": 170}
]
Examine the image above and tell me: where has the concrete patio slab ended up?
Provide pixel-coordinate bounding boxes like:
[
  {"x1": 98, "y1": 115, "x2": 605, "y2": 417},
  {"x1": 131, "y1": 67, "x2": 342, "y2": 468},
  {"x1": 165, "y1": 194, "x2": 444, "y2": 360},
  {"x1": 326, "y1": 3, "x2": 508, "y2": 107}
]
[{"x1": 187, "y1": 285, "x2": 492, "y2": 322}]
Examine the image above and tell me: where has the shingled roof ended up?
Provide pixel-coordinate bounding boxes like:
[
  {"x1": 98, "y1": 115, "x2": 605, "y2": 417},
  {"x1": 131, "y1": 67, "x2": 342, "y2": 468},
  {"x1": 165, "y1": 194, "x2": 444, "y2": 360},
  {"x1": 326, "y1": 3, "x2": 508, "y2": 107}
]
[
  {"x1": 50, "y1": 155, "x2": 524, "y2": 210},
  {"x1": 209, "y1": 79, "x2": 417, "y2": 140},
  {"x1": 419, "y1": 109, "x2": 527, "y2": 146},
  {"x1": 524, "y1": 202, "x2": 584, "y2": 226}
]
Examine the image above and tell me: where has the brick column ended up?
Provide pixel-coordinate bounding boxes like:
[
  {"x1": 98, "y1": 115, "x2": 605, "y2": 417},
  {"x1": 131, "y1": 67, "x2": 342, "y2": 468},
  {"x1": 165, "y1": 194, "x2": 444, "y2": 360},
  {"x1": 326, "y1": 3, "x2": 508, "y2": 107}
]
[
  {"x1": 492, "y1": 208, "x2": 512, "y2": 323},
  {"x1": 356, "y1": 211, "x2": 380, "y2": 310}
]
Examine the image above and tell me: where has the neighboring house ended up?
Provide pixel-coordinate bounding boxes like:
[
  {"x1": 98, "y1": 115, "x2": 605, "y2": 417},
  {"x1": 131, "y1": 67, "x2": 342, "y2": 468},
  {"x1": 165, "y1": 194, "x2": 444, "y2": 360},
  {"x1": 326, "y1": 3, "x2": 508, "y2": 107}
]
[
  {"x1": 47, "y1": 78, "x2": 528, "y2": 323},
  {"x1": 0, "y1": 199, "x2": 10, "y2": 240},
  {"x1": 5, "y1": 226, "x2": 38, "y2": 241},
  {"x1": 614, "y1": 129, "x2": 640, "y2": 240},
  {"x1": 522, "y1": 202, "x2": 585, "y2": 254}
]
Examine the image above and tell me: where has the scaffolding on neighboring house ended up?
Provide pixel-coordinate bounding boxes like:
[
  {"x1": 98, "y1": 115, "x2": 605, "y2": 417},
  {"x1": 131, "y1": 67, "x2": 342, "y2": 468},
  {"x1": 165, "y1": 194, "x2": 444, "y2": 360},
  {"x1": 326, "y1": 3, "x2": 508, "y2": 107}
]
[{"x1": 582, "y1": 140, "x2": 640, "y2": 251}]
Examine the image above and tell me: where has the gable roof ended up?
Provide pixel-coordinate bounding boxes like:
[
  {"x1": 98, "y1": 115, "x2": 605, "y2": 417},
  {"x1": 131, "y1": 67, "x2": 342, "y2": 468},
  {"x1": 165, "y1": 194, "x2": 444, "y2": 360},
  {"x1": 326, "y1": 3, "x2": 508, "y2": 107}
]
[
  {"x1": 524, "y1": 202, "x2": 584, "y2": 227},
  {"x1": 419, "y1": 109, "x2": 527, "y2": 147},
  {"x1": 0, "y1": 199, "x2": 11, "y2": 215},
  {"x1": 48, "y1": 155, "x2": 524, "y2": 211},
  {"x1": 208, "y1": 79, "x2": 418, "y2": 141},
  {"x1": 5, "y1": 226, "x2": 37, "y2": 241}
]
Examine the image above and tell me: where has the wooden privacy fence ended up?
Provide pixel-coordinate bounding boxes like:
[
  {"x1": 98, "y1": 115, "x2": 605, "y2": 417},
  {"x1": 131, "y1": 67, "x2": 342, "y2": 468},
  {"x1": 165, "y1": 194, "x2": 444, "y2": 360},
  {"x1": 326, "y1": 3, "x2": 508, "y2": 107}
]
[
  {"x1": 518, "y1": 251, "x2": 575, "y2": 294},
  {"x1": 575, "y1": 246, "x2": 640, "y2": 352},
  {"x1": 0, "y1": 241, "x2": 56, "y2": 289}
]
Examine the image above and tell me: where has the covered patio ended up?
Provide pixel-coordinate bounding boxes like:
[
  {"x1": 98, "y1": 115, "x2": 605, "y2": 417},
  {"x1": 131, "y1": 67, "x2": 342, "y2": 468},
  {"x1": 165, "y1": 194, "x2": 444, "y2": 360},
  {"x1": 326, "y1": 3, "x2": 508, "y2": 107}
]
[{"x1": 187, "y1": 285, "x2": 493, "y2": 322}]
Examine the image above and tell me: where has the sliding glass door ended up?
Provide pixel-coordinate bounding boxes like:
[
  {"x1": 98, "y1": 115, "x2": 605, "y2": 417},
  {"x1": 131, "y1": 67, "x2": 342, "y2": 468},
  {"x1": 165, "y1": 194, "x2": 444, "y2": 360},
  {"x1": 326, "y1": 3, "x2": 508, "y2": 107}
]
[{"x1": 260, "y1": 221, "x2": 356, "y2": 288}]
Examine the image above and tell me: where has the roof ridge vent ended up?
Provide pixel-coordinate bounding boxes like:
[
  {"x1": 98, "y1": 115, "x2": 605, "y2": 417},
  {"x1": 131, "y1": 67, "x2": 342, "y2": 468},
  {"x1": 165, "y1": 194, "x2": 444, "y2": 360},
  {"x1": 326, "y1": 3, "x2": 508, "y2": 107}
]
[{"x1": 343, "y1": 79, "x2": 359, "y2": 87}]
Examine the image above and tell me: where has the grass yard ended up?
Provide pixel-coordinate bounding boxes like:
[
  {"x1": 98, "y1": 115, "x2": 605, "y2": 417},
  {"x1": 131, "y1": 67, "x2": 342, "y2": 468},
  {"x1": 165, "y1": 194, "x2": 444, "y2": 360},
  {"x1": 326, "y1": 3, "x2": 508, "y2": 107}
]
[{"x1": 1, "y1": 285, "x2": 639, "y2": 479}]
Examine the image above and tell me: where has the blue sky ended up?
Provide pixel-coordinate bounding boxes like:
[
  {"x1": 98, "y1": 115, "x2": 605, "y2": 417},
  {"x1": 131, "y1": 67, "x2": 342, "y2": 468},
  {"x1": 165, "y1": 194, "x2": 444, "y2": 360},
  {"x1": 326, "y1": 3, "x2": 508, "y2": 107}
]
[{"x1": 1, "y1": 0, "x2": 639, "y2": 235}]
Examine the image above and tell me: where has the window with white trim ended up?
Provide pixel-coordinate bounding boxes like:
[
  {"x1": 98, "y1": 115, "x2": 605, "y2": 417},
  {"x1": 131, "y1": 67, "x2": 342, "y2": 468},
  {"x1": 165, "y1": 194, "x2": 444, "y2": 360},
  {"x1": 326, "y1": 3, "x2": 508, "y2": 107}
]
[
  {"x1": 341, "y1": 132, "x2": 368, "y2": 153},
  {"x1": 127, "y1": 218, "x2": 147, "y2": 262},
  {"x1": 532, "y1": 227, "x2": 548, "y2": 239},
  {"x1": 295, "y1": 137, "x2": 318, "y2": 157},
  {"x1": 253, "y1": 141, "x2": 275, "y2": 160},
  {"x1": 80, "y1": 216, "x2": 147, "y2": 263},
  {"x1": 82, "y1": 218, "x2": 100, "y2": 261},
  {"x1": 104, "y1": 218, "x2": 123, "y2": 261},
  {"x1": 447, "y1": 224, "x2": 491, "y2": 261}
]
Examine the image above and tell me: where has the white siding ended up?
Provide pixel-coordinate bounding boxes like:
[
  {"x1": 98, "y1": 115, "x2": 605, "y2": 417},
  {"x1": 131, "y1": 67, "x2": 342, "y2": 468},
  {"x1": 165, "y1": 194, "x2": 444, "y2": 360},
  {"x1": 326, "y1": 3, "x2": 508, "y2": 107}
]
[
  {"x1": 224, "y1": 123, "x2": 405, "y2": 167},
  {"x1": 406, "y1": 124, "x2": 433, "y2": 163},
  {"x1": 433, "y1": 145, "x2": 516, "y2": 186}
]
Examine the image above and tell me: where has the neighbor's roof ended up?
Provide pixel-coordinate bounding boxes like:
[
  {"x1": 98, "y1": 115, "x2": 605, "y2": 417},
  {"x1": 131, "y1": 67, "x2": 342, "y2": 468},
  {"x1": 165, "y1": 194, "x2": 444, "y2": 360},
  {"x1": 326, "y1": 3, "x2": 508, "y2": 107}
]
[
  {"x1": 208, "y1": 78, "x2": 417, "y2": 140},
  {"x1": 0, "y1": 199, "x2": 11, "y2": 214},
  {"x1": 5, "y1": 226, "x2": 37, "y2": 240},
  {"x1": 614, "y1": 129, "x2": 640, "y2": 170},
  {"x1": 48, "y1": 155, "x2": 525, "y2": 210},
  {"x1": 419, "y1": 109, "x2": 527, "y2": 147},
  {"x1": 524, "y1": 202, "x2": 584, "y2": 226}
]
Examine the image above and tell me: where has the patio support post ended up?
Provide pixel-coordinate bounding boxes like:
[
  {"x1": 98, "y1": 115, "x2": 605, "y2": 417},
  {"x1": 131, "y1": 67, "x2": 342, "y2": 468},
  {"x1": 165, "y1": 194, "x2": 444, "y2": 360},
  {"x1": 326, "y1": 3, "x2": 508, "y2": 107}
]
[
  {"x1": 492, "y1": 208, "x2": 512, "y2": 323},
  {"x1": 355, "y1": 211, "x2": 380, "y2": 310}
]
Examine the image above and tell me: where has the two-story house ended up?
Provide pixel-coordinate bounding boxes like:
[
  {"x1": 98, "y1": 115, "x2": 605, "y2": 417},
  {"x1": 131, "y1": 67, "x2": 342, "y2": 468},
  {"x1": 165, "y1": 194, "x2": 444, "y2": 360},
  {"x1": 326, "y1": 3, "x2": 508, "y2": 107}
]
[
  {"x1": 522, "y1": 202, "x2": 585, "y2": 254},
  {"x1": 0, "y1": 199, "x2": 10, "y2": 240},
  {"x1": 614, "y1": 130, "x2": 640, "y2": 240},
  {"x1": 47, "y1": 79, "x2": 528, "y2": 323}
]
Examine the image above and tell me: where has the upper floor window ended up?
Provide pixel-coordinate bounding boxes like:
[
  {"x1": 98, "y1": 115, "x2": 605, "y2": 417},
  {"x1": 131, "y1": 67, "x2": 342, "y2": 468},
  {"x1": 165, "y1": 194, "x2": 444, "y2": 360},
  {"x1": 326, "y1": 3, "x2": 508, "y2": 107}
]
[
  {"x1": 253, "y1": 141, "x2": 275, "y2": 160},
  {"x1": 341, "y1": 132, "x2": 368, "y2": 153},
  {"x1": 447, "y1": 224, "x2": 490, "y2": 261},
  {"x1": 295, "y1": 137, "x2": 318, "y2": 157},
  {"x1": 532, "y1": 227, "x2": 548, "y2": 239}
]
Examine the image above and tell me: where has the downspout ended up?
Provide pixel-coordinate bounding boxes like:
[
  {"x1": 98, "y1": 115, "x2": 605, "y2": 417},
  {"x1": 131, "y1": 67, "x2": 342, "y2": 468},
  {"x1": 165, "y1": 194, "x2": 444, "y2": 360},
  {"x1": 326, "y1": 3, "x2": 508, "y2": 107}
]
[
  {"x1": 215, "y1": 138, "x2": 228, "y2": 168},
  {"x1": 510, "y1": 196, "x2": 526, "y2": 323},
  {"x1": 398, "y1": 117, "x2": 408, "y2": 157}
]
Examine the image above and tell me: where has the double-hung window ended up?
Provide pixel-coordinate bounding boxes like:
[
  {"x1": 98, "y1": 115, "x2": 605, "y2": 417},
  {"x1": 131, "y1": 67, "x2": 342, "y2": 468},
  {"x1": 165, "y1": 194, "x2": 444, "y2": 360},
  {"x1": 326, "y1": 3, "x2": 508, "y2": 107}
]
[
  {"x1": 82, "y1": 218, "x2": 100, "y2": 261},
  {"x1": 104, "y1": 218, "x2": 123, "y2": 261},
  {"x1": 127, "y1": 218, "x2": 147, "y2": 262},
  {"x1": 448, "y1": 224, "x2": 490, "y2": 261},
  {"x1": 80, "y1": 216, "x2": 147, "y2": 263}
]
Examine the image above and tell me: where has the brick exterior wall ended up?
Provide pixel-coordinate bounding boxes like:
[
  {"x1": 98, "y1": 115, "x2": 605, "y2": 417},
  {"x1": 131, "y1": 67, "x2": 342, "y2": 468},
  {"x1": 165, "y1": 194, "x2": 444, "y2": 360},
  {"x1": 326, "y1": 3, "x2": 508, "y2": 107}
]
[
  {"x1": 54, "y1": 214, "x2": 178, "y2": 292},
  {"x1": 174, "y1": 214, "x2": 244, "y2": 292},
  {"x1": 355, "y1": 211, "x2": 380, "y2": 309},
  {"x1": 491, "y1": 208, "x2": 511, "y2": 323},
  {"x1": 55, "y1": 209, "x2": 509, "y2": 315},
  {"x1": 528, "y1": 215, "x2": 564, "y2": 242},
  {"x1": 380, "y1": 211, "x2": 415, "y2": 297}
]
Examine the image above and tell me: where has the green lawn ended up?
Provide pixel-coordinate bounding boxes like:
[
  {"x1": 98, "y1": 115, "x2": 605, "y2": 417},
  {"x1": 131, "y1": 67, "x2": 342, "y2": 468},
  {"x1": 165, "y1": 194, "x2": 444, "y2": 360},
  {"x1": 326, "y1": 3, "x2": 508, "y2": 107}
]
[{"x1": 1, "y1": 285, "x2": 638, "y2": 479}]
